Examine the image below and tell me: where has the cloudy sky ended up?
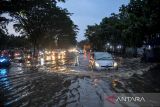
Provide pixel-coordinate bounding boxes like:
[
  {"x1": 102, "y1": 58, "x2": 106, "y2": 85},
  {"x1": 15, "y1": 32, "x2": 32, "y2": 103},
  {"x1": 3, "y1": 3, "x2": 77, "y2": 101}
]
[{"x1": 58, "y1": 0, "x2": 129, "y2": 41}]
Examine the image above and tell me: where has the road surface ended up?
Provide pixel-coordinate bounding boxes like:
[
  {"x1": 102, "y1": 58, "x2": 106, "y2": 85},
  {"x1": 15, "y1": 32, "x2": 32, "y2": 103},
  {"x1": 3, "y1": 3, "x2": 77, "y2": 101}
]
[{"x1": 0, "y1": 54, "x2": 158, "y2": 107}]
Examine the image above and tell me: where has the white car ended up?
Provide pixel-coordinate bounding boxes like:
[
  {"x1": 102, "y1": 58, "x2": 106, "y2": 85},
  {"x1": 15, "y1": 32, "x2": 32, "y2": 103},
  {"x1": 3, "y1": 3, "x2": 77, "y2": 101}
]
[{"x1": 89, "y1": 52, "x2": 118, "y2": 70}]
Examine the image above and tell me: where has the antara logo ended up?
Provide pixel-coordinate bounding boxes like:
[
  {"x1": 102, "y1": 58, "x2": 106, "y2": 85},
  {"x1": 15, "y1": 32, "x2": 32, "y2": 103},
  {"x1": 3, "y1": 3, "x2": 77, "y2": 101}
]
[
  {"x1": 116, "y1": 96, "x2": 146, "y2": 102},
  {"x1": 106, "y1": 95, "x2": 146, "y2": 104}
]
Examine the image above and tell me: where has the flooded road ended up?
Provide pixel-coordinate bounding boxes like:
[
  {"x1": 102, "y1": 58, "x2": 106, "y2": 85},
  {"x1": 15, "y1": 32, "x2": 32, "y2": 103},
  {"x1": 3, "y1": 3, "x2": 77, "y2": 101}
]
[{"x1": 0, "y1": 54, "x2": 158, "y2": 107}]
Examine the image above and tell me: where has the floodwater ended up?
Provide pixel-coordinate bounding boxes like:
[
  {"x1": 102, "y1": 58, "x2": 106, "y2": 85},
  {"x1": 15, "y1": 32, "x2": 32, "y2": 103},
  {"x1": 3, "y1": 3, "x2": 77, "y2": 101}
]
[{"x1": 0, "y1": 53, "x2": 159, "y2": 107}]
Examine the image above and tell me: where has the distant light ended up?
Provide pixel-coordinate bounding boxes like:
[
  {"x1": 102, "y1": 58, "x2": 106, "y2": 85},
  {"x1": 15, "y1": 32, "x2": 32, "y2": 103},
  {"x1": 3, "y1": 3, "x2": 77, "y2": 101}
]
[
  {"x1": 117, "y1": 45, "x2": 122, "y2": 49},
  {"x1": 107, "y1": 43, "x2": 110, "y2": 46},
  {"x1": 68, "y1": 48, "x2": 78, "y2": 52},
  {"x1": 39, "y1": 51, "x2": 44, "y2": 55},
  {"x1": 110, "y1": 45, "x2": 113, "y2": 49},
  {"x1": 148, "y1": 45, "x2": 151, "y2": 50}
]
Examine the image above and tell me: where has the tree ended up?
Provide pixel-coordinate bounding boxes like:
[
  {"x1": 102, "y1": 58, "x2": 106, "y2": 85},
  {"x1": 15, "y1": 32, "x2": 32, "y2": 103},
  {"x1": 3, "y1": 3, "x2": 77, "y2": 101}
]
[
  {"x1": 85, "y1": 0, "x2": 160, "y2": 52},
  {"x1": 100, "y1": 14, "x2": 122, "y2": 46},
  {"x1": 78, "y1": 39, "x2": 88, "y2": 49},
  {"x1": 85, "y1": 14, "x2": 123, "y2": 51},
  {"x1": 0, "y1": 0, "x2": 77, "y2": 52},
  {"x1": 84, "y1": 24, "x2": 105, "y2": 51},
  {"x1": 120, "y1": 0, "x2": 160, "y2": 47},
  {"x1": 0, "y1": 16, "x2": 9, "y2": 49}
]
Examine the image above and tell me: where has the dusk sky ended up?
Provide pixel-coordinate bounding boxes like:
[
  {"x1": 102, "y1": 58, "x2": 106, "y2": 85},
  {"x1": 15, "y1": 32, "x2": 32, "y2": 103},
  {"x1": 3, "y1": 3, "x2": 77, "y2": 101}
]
[
  {"x1": 6, "y1": 0, "x2": 129, "y2": 42},
  {"x1": 58, "y1": 0, "x2": 129, "y2": 41}
]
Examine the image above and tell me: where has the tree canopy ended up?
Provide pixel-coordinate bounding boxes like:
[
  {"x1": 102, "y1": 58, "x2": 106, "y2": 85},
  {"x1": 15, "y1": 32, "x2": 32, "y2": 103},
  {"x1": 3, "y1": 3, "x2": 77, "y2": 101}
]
[
  {"x1": 84, "y1": 0, "x2": 160, "y2": 51},
  {"x1": 0, "y1": 0, "x2": 78, "y2": 50}
]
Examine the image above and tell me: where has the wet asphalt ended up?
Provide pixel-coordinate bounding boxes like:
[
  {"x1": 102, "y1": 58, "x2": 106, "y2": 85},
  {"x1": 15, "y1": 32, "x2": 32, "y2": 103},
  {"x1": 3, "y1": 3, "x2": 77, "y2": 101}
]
[{"x1": 0, "y1": 54, "x2": 158, "y2": 107}]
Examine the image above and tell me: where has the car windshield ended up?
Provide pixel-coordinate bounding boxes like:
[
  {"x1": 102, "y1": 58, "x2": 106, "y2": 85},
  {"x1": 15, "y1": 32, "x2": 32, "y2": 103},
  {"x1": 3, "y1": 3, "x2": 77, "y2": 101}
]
[{"x1": 94, "y1": 53, "x2": 113, "y2": 60}]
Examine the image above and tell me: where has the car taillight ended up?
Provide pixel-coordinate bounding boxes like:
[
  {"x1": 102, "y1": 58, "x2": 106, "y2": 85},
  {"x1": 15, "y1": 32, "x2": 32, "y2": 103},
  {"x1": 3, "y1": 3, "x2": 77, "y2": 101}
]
[
  {"x1": 27, "y1": 55, "x2": 31, "y2": 58},
  {"x1": 15, "y1": 53, "x2": 20, "y2": 56}
]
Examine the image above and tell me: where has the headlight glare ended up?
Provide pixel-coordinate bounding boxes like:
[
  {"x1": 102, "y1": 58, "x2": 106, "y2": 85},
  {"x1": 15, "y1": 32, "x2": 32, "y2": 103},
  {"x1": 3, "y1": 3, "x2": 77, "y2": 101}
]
[
  {"x1": 114, "y1": 62, "x2": 118, "y2": 67},
  {"x1": 95, "y1": 62, "x2": 100, "y2": 67}
]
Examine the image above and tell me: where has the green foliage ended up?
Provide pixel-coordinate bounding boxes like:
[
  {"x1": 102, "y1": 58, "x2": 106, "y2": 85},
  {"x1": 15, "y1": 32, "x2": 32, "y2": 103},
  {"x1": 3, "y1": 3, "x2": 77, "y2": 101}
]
[
  {"x1": 85, "y1": 0, "x2": 160, "y2": 50},
  {"x1": 78, "y1": 39, "x2": 88, "y2": 49},
  {"x1": 0, "y1": 0, "x2": 77, "y2": 49}
]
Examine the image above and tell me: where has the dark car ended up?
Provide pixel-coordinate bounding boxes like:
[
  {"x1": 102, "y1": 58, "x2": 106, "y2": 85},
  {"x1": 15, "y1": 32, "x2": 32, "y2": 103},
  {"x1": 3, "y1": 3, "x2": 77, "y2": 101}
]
[{"x1": 0, "y1": 56, "x2": 11, "y2": 68}]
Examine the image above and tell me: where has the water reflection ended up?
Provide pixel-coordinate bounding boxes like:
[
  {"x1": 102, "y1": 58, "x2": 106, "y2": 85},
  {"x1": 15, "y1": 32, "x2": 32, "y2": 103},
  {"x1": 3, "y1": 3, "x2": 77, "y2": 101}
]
[
  {"x1": 0, "y1": 69, "x2": 10, "y2": 89},
  {"x1": 40, "y1": 58, "x2": 44, "y2": 65},
  {"x1": 0, "y1": 69, "x2": 11, "y2": 106},
  {"x1": 0, "y1": 68, "x2": 7, "y2": 76},
  {"x1": 39, "y1": 52, "x2": 80, "y2": 73},
  {"x1": 92, "y1": 78, "x2": 101, "y2": 87},
  {"x1": 0, "y1": 67, "x2": 38, "y2": 106}
]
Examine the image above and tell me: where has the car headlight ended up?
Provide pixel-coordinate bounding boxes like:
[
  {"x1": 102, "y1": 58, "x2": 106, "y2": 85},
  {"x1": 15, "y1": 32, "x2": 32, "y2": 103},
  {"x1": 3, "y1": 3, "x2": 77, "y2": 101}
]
[
  {"x1": 113, "y1": 62, "x2": 118, "y2": 67},
  {"x1": 95, "y1": 62, "x2": 100, "y2": 67}
]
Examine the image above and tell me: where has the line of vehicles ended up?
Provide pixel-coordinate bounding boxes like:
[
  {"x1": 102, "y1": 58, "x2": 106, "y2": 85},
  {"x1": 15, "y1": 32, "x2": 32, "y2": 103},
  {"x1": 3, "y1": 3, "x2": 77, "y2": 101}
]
[
  {"x1": 0, "y1": 49, "x2": 73, "y2": 68},
  {"x1": 0, "y1": 48, "x2": 119, "y2": 71},
  {"x1": 67, "y1": 48, "x2": 119, "y2": 70},
  {"x1": 0, "y1": 49, "x2": 32, "y2": 68}
]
